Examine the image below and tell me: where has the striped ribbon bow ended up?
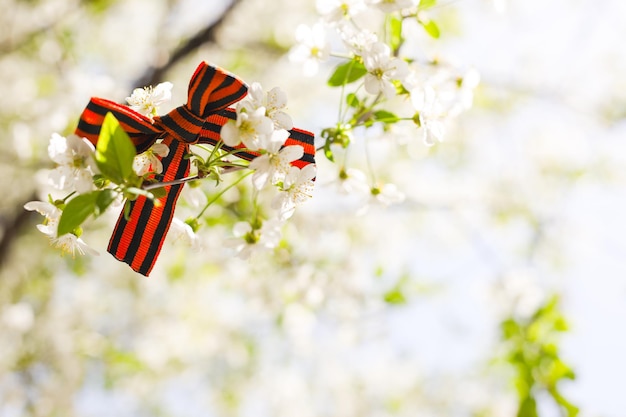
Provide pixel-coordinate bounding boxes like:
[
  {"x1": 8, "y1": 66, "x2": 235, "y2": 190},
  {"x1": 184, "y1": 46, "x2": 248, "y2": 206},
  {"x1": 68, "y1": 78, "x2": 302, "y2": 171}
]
[{"x1": 75, "y1": 62, "x2": 316, "y2": 276}]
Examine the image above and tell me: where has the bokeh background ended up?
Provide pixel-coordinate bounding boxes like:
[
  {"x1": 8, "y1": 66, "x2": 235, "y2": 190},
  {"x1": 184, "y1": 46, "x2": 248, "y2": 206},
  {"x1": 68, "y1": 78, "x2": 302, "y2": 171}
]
[{"x1": 1, "y1": 0, "x2": 625, "y2": 416}]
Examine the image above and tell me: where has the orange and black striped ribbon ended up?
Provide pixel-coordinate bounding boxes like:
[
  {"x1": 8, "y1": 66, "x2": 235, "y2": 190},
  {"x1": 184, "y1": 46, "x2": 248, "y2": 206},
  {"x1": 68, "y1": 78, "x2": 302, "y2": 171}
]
[{"x1": 75, "y1": 62, "x2": 315, "y2": 276}]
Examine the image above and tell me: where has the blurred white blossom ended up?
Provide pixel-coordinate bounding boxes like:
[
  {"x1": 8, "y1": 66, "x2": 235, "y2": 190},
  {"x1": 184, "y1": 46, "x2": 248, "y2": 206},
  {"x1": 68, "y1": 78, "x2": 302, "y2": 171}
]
[
  {"x1": 169, "y1": 218, "x2": 202, "y2": 250},
  {"x1": 411, "y1": 84, "x2": 447, "y2": 146},
  {"x1": 227, "y1": 219, "x2": 283, "y2": 259},
  {"x1": 47, "y1": 133, "x2": 97, "y2": 194},
  {"x1": 367, "y1": 0, "x2": 419, "y2": 12},
  {"x1": 338, "y1": 23, "x2": 378, "y2": 56},
  {"x1": 2, "y1": 302, "x2": 34, "y2": 333},
  {"x1": 317, "y1": 0, "x2": 367, "y2": 23},
  {"x1": 336, "y1": 167, "x2": 370, "y2": 195},
  {"x1": 289, "y1": 23, "x2": 331, "y2": 76},
  {"x1": 358, "y1": 182, "x2": 405, "y2": 214}
]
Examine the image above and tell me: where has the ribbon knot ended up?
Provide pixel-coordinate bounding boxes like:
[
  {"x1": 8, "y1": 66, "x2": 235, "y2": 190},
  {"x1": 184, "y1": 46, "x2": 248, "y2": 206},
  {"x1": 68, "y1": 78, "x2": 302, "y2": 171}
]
[
  {"x1": 75, "y1": 62, "x2": 316, "y2": 276},
  {"x1": 155, "y1": 106, "x2": 205, "y2": 144}
]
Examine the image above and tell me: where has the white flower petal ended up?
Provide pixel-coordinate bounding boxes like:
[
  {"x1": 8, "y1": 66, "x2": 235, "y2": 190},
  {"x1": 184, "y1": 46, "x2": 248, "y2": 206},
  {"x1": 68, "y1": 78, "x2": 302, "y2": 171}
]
[{"x1": 279, "y1": 145, "x2": 305, "y2": 163}]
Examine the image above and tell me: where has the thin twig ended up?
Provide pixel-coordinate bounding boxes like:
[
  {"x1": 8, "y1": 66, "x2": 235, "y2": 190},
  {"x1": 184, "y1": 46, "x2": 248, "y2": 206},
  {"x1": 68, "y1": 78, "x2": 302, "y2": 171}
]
[{"x1": 141, "y1": 165, "x2": 246, "y2": 190}]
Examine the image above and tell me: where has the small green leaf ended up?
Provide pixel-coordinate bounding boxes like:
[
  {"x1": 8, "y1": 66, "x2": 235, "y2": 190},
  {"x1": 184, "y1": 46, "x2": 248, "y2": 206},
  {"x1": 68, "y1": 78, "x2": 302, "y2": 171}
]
[
  {"x1": 412, "y1": 112, "x2": 422, "y2": 127},
  {"x1": 57, "y1": 192, "x2": 99, "y2": 236},
  {"x1": 501, "y1": 318, "x2": 520, "y2": 340},
  {"x1": 384, "y1": 288, "x2": 407, "y2": 305},
  {"x1": 373, "y1": 110, "x2": 400, "y2": 124},
  {"x1": 327, "y1": 60, "x2": 367, "y2": 87},
  {"x1": 150, "y1": 187, "x2": 167, "y2": 199},
  {"x1": 95, "y1": 113, "x2": 137, "y2": 184},
  {"x1": 346, "y1": 93, "x2": 360, "y2": 108},
  {"x1": 323, "y1": 143, "x2": 335, "y2": 162},
  {"x1": 389, "y1": 16, "x2": 404, "y2": 52},
  {"x1": 419, "y1": 18, "x2": 440, "y2": 39},
  {"x1": 123, "y1": 200, "x2": 131, "y2": 220}
]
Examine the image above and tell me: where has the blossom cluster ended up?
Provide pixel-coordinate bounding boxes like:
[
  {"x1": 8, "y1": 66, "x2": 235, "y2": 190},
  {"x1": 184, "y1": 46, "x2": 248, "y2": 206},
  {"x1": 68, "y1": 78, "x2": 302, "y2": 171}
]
[
  {"x1": 219, "y1": 82, "x2": 317, "y2": 257},
  {"x1": 288, "y1": 0, "x2": 479, "y2": 209},
  {"x1": 25, "y1": 80, "x2": 315, "y2": 261}
]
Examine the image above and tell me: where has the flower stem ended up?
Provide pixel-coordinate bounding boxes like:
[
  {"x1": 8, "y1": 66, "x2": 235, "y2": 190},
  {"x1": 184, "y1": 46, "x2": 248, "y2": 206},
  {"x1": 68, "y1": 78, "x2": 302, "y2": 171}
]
[{"x1": 195, "y1": 170, "x2": 253, "y2": 219}]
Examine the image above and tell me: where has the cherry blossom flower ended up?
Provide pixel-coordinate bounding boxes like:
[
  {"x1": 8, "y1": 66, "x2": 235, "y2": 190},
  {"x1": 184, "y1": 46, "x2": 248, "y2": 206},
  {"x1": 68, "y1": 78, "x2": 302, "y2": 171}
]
[
  {"x1": 366, "y1": 0, "x2": 419, "y2": 13},
  {"x1": 336, "y1": 167, "x2": 370, "y2": 195},
  {"x1": 362, "y1": 42, "x2": 409, "y2": 98},
  {"x1": 181, "y1": 183, "x2": 207, "y2": 208},
  {"x1": 24, "y1": 200, "x2": 61, "y2": 237},
  {"x1": 221, "y1": 102, "x2": 274, "y2": 151},
  {"x1": 133, "y1": 143, "x2": 169, "y2": 176},
  {"x1": 169, "y1": 218, "x2": 202, "y2": 250},
  {"x1": 289, "y1": 23, "x2": 331, "y2": 76},
  {"x1": 317, "y1": 0, "x2": 367, "y2": 23},
  {"x1": 126, "y1": 81, "x2": 173, "y2": 117},
  {"x1": 245, "y1": 83, "x2": 293, "y2": 131},
  {"x1": 338, "y1": 23, "x2": 378, "y2": 56},
  {"x1": 410, "y1": 84, "x2": 447, "y2": 146},
  {"x1": 227, "y1": 219, "x2": 283, "y2": 259},
  {"x1": 249, "y1": 129, "x2": 304, "y2": 190},
  {"x1": 357, "y1": 182, "x2": 406, "y2": 214},
  {"x1": 450, "y1": 68, "x2": 480, "y2": 117},
  {"x1": 272, "y1": 165, "x2": 317, "y2": 220},
  {"x1": 370, "y1": 183, "x2": 405, "y2": 205},
  {"x1": 52, "y1": 233, "x2": 99, "y2": 257},
  {"x1": 25, "y1": 200, "x2": 98, "y2": 256},
  {"x1": 47, "y1": 133, "x2": 97, "y2": 194}
]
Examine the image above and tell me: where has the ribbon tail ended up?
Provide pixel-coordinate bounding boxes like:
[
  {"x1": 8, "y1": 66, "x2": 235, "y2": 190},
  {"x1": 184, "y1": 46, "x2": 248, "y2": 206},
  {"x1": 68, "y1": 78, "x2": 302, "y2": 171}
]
[
  {"x1": 107, "y1": 136, "x2": 190, "y2": 276},
  {"x1": 75, "y1": 97, "x2": 162, "y2": 153}
]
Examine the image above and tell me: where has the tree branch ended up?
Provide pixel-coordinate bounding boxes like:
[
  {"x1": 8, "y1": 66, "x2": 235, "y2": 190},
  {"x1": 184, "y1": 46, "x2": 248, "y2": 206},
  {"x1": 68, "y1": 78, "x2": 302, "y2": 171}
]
[
  {"x1": 0, "y1": 193, "x2": 37, "y2": 267},
  {"x1": 132, "y1": 0, "x2": 243, "y2": 88}
]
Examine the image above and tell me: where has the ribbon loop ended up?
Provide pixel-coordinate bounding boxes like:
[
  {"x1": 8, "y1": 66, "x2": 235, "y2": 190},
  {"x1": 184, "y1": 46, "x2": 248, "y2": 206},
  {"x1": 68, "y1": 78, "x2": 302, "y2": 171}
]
[
  {"x1": 186, "y1": 62, "x2": 248, "y2": 117},
  {"x1": 75, "y1": 97, "x2": 162, "y2": 154}
]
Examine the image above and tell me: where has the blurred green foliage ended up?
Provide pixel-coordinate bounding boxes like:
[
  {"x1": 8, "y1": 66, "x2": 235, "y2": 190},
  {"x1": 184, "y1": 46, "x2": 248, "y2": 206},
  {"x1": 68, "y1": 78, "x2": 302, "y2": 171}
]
[{"x1": 501, "y1": 296, "x2": 579, "y2": 417}]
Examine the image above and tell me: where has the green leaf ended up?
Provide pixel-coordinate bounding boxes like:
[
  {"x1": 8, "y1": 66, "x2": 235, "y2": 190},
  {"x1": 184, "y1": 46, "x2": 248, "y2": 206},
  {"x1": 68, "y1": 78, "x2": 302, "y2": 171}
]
[
  {"x1": 323, "y1": 143, "x2": 335, "y2": 162},
  {"x1": 95, "y1": 113, "x2": 137, "y2": 184},
  {"x1": 57, "y1": 192, "x2": 99, "y2": 236},
  {"x1": 419, "y1": 0, "x2": 437, "y2": 10},
  {"x1": 123, "y1": 200, "x2": 131, "y2": 220},
  {"x1": 346, "y1": 93, "x2": 360, "y2": 108},
  {"x1": 95, "y1": 189, "x2": 117, "y2": 216},
  {"x1": 150, "y1": 187, "x2": 167, "y2": 199},
  {"x1": 327, "y1": 60, "x2": 367, "y2": 87},
  {"x1": 501, "y1": 318, "x2": 520, "y2": 340},
  {"x1": 389, "y1": 16, "x2": 404, "y2": 52},
  {"x1": 373, "y1": 110, "x2": 400, "y2": 124},
  {"x1": 419, "y1": 18, "x2": 440, "y2": 39},
  {"x1": 517, "y1": 396, "x2": 539, "y2": 417},
  {"x1": 384, "y1": 288, "x2": 407, "y2": 305}
]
